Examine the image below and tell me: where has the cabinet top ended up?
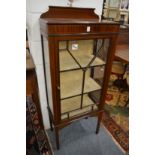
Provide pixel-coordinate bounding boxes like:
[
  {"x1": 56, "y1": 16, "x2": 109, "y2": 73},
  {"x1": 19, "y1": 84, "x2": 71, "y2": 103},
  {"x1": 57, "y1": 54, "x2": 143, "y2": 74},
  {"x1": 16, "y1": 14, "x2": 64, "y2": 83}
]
[{"x1": 40, "y1": 6, "x2": 119, "y2": 25}]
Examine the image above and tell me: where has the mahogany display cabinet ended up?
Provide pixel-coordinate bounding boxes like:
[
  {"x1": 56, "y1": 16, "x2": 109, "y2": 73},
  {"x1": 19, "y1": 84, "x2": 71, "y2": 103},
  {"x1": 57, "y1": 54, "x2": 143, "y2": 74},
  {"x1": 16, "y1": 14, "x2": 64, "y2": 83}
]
[{"x1": 40, "y1": 6, "x2": 120, "y2": 149}]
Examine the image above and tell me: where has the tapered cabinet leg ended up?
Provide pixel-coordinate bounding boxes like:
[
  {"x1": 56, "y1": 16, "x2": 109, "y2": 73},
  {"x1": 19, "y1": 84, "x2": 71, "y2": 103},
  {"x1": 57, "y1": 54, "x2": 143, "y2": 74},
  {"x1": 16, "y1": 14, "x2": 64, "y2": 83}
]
[
  {"x1": 47, "y1": 107, "x2": 53, "y2": 131},
  {"x1": 96, "y1": 119, "x2": 100, "y2": 134},
  {"x1": 49, "y1": 116, "x2": 53, "y2": 131},
  {"x1": 96, "y1": 113, "x2": 103, "y2": 134},
  {"x1": 55, "y1": 127, "x2": 60, "y2": 150}
]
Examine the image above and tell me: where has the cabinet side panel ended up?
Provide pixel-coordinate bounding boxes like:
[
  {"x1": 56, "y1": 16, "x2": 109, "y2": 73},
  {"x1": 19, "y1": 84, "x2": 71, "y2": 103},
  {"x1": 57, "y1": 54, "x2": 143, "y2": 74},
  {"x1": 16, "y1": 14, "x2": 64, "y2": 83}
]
[
  {"x1": 43, "y1": 37, "x2": 54, "y2": 114},
  {"x1": 48, "y1": 37, "x2": 61, "y2": 124}
]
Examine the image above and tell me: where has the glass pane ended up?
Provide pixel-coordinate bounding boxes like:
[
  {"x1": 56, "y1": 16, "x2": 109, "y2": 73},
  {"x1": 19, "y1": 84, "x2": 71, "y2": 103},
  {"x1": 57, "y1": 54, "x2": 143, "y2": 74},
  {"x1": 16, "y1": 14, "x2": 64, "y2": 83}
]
[
  {"x1": 59, "y1": 51, "x2": 79, "y2": 71},
  {"x1": 86, "y1": 66, "x2": 105, "y2": 105},
  {"x1": 59, "y1": 40, "x2": 106, "y2": 72},
  {"x1": 84, "y1": 68, "x2": 102, "y2": 93},
  {"x1": 96, "y1": 39, "x2": 110, "y2": 63},
  {"x1": 60, "y1": 94, "x2": 98, "y2": 114},
  {"x1": 61, "y1": 96, "x2": 81, "y2": 114},
  {"x1": 60, "y1": 70, "x2": 83, "y2": 99},
  {"x1": 68, "y1": 40, "x2": 95, "y2": 68}
]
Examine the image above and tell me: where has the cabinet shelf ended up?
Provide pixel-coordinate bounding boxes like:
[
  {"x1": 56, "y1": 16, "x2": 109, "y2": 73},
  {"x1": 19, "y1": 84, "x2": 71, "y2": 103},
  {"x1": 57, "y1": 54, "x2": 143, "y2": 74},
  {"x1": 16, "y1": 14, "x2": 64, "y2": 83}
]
[
  {"x1": 60, "y1": 71, "x2": 101, "y2": 99},
  {"x1": 59, "y1": 51, "x2": 105, "y2": 72},
  {"x1": 61, "y1": 107, "x2": 92, "y2": 120},
  {"x1": 69, "y1": 105, "x2": 97, "y2": 117}
]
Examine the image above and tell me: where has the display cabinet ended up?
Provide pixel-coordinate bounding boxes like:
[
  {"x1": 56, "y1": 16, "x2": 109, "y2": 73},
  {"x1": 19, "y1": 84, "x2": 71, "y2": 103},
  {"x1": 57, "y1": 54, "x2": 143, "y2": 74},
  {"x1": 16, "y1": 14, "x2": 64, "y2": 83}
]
[{"x1": 40, "y1": 6, "x2": 120, "y2": 149}]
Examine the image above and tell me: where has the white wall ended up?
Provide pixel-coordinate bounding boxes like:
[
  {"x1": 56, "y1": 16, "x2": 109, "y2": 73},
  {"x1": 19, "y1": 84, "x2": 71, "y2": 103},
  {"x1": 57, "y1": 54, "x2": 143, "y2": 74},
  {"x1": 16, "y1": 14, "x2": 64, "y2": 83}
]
[{"x1": 26, "y1": 0, "x2": 104, "y2": 129}]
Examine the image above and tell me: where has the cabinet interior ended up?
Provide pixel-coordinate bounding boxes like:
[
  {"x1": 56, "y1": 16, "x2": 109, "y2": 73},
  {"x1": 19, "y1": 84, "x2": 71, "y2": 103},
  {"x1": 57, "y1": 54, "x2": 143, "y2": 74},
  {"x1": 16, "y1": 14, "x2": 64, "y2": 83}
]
[{"x1": 59, "y1": 39, "x2": 109, "y2": 120}]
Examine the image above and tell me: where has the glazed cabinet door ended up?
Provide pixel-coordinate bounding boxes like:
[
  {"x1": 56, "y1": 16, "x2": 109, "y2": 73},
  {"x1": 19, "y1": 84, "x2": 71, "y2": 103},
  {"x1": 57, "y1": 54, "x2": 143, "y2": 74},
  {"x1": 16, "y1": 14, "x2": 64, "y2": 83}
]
[{"x1": 57, "y1": 38, "x2": 111, "y2": 120}]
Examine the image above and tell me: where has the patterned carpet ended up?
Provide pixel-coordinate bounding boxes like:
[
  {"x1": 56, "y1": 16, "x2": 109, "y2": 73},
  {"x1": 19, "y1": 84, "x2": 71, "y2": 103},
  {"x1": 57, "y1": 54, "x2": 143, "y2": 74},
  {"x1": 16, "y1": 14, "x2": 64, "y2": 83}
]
[
  {"x1": 102, "y1": 110, "x2": 129, "y2": 152},
  {"x1": 26, "y1": 96, "x2": 52, "y2": 155}
]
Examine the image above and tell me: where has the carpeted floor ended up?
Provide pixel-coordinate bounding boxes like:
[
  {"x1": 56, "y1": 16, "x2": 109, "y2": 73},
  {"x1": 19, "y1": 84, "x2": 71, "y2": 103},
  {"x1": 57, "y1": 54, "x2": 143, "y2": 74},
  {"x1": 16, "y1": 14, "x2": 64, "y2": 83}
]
[
  {"x1": 47, "y1": 117, "x2": 126, "y2": 155},
  {"x1": 102, "y1": 111, "x2": 129, "y2": 152}
]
